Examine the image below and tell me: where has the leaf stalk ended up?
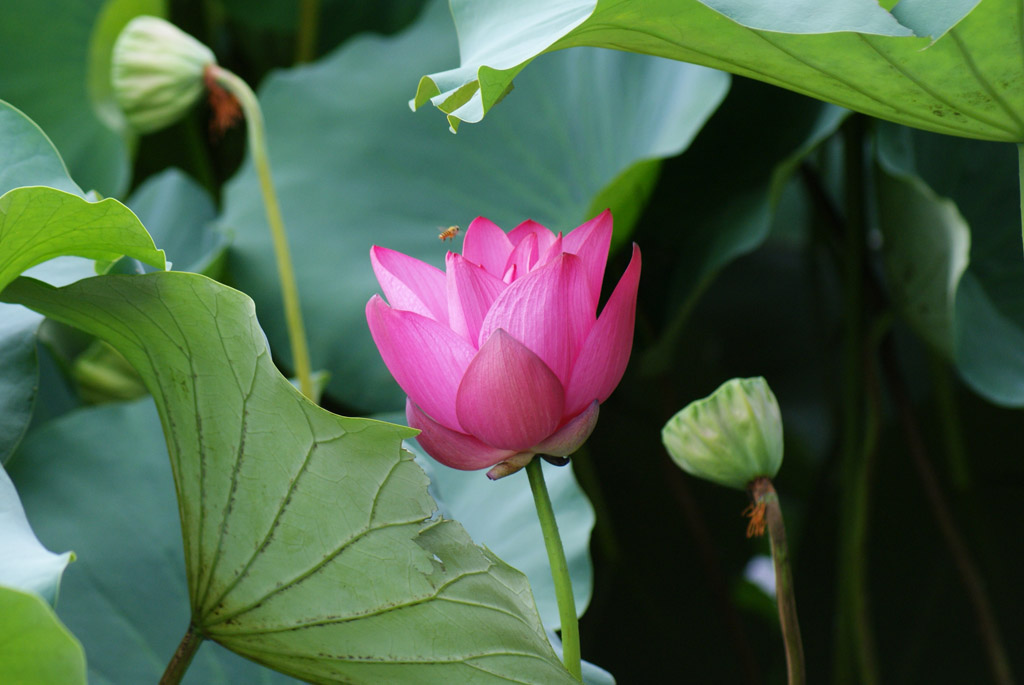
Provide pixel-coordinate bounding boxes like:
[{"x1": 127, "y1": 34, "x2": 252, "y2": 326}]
[
  {"x1": 160, "y1": 623, "x2": 203, "y2": 685},
  {"x1": 207, "y1": 64, "x2": 315, "y2": 401}
]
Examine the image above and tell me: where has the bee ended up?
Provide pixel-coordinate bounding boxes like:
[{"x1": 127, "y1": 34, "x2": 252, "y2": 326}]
[{"x1": 438, "y1": 225, "x2": 461, "y2": 241}]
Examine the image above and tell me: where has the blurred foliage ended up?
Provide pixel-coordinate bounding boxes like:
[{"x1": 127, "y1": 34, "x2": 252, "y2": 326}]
[{"x1": 1, "y1": 0, "x2": 1022, "y2": 683}]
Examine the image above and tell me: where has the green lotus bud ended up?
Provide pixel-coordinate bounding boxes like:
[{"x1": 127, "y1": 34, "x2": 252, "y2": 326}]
[
  {"x1": 111, "y1": 16, "x2": 216, "y2": 134},
  {"x1": 662, "y1": 377, "x2": 783, "y2": 490}
]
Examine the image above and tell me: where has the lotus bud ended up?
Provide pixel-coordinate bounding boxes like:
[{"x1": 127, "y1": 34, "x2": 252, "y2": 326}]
[
  {"x1": 662, "y1": 377, "x2": 783, "y2": 491},
  {"x1": 111, "y1": 16, "x2": 216, "y2": 134}
]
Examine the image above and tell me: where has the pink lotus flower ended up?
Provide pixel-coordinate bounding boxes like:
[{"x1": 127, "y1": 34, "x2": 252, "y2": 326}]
[{"x1": 366, "y1": 210, "x2": 641, "y2": 478}]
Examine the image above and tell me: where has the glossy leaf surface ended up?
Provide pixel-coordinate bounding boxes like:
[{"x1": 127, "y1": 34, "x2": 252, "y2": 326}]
[
  {"x1": 10, "y1": 400, "x2": 299, "y2": 683},
  {"x1": 411, "y1": 0, "x2": 1024, "y2": 142}
]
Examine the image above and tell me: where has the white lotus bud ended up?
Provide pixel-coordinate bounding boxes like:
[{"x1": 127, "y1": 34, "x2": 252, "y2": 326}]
[{"x1": 111, "y1": 16, "x2": 215, "y2": 133}]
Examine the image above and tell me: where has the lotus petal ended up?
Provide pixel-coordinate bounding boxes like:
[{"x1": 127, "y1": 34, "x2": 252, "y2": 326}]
[
  {"x1": 462, "y1": 216, "x2": 513, "y2": 278},
  {"x1": 536, "y1": 233, "x2": 564, "y2": 270},
  {"x1": 370, "y1": 245, "x2": 448, "y2": 323},
  {"x1": 534, "y1": 401, "x2": 600, "y2": 457},
  {"x1": 563, "y1": 209, "x2": 613, "y2": 307},
  {"x1": 446, "y1": 252, "x2": 506, "y2": 346},
  {"x1": 479, "y1": 253, "x2": 593, "y2": 386},
  {"x1": 366, "y1": 295, "x2": 474, "y2": 430},
  {"x1": 508, "y1": 219, "x2": 557, "y2": 256},
  {"x1": 407, "y1": 399, "x2": 516, "y2": 470},
  {"x1": 565, "y1": 244, "x2": 641, "y2": 416},
  {"x1": 456, "y1": 329, "x2": 564, "y2": 450},
  {"x1": 504, "y1": 231, "x2": 539, "y2": 279}
]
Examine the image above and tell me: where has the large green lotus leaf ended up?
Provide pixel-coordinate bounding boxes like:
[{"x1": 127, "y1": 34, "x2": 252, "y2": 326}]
[
  {"x1": 0, "y1": 586, "x2": 86, "y2": 684},
  {"x1": 218, "y1": 0, "x2": 729, "y2": 411},
  {"x1": 410, "y1": 0, "x2": 1024, "y2": 142},
  {"x1": 1, "y1": 273, "x2": 576, "y2": 684},
  {"x1": 875, "y1": 123, "x2": 1024, "y2": 405},
  {"x1": 9, "y1": 400, "x2": 299, "y2": 683},
  {"x1": 0, "y1": 464, "x2": 73, "y2": 605},
  {"x1": 0, "y1": 0, "x2": 164, "y2": 196}
]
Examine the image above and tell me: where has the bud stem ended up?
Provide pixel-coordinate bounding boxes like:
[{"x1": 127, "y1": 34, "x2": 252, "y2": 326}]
[
  {"x1": 206, "y1": 65, "x2": 315, "y2": 401},
  {"x1": 750, "y1": 477, "x2": 804, "y2": 685},
  {"x1": 295, "y1": 0, "x2": 321, "y2": 64},
  {"x1": 525, "y1": 457, "x2": 582, "y2": 681}
]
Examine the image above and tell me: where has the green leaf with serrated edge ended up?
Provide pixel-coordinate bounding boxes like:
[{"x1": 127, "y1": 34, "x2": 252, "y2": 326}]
[
  {"x1": 411, "y1": 0, "x2": 1024, "y2": 142},
  {"x1": 0, "y1": 586, "x2": 86, "y2": 684},
  {"x1": 11, "y1": 399, "x2": 300, "y2": 683},
  {"x1": 0, "y1": 464, "x2": 73, "y2": 605},
  {"x1": 218, "y1": 0, "x2": 729, "y2": 411},
  {"x1": 1, "y1": 273, "x2": 576, "y2": 684}
]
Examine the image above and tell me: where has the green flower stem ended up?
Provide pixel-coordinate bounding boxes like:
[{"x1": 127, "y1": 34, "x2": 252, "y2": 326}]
[
  {"x1": 207, "y1": 65, "x2": 315, "y2": 401},
  {"x1": 160, "y1": 623, "x2": 203, "y2": 685},
  {"x1": 833, "y1": 115, "x2": 879, "y2": 685},
  {"x1": 525, "y1": 457, "x2": 582, "y2": 681},
  {"x1": 295, "y1": 0, "x2": 321, "y2": 64},
  {"x1": 750, "y1": 478, "x2": 805, "y2": 685}
]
